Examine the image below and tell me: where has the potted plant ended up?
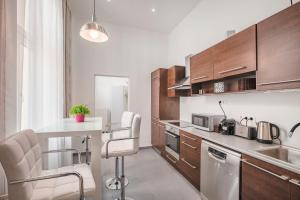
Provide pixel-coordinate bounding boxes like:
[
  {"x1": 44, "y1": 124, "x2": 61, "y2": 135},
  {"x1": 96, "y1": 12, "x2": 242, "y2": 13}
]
[{"x1": 69, "y1": 104, "x2": 90, "y2": 123}]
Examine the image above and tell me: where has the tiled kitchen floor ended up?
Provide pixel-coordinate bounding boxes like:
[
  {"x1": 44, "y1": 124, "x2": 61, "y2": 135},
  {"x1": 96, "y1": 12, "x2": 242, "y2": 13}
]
[{"x1": 101, "y1": 148, "x2": 201, "y2": 200}]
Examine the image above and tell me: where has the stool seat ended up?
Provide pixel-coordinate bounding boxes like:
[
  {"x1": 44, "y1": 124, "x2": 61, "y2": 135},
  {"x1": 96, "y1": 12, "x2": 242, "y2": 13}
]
[{"x1": 101, "y1": 139, "x2": 137, "y2": 158}]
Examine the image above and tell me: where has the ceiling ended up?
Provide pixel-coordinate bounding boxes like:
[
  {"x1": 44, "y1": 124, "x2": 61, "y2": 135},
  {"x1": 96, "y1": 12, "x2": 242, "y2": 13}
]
[{"x1": 68, "y1": 0, "x2": 200, "y2": 33}]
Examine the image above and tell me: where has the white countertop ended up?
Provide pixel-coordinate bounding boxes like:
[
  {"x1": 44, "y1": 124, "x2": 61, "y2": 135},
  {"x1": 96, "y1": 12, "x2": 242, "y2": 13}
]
[
  {"x1": 161, "y1": 120, "x2": 300, "y2": 175},
  {"x1": 35, "y1": 117, "x2": 102, "y2": 137}
]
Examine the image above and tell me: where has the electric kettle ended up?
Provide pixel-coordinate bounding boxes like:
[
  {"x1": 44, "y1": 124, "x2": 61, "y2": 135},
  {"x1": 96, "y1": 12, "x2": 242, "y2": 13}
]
[{"x1": 256, "y1": 121, "x2": 280, "y2": 144}]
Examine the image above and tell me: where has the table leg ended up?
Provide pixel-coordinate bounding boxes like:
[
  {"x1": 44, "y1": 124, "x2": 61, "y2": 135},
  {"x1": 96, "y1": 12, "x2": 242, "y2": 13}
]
[
  {"x1": 91, "y1": 133, "x2": 102, "y2": 200},
  {"x1": 38, "y1": 136, "x2": 49, "y2": 170}
]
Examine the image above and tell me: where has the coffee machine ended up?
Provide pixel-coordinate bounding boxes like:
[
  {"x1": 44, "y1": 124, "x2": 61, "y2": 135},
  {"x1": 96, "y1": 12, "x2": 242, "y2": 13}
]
[{"x1": 218, "y1": 101, "x2": 235, "y2": 135}]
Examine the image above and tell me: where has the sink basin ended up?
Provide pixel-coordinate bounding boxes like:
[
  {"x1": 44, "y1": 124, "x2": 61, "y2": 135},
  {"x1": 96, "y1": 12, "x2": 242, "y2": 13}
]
[{"x1": 256, "y1": 146, "x2": 300, "y2": 167}]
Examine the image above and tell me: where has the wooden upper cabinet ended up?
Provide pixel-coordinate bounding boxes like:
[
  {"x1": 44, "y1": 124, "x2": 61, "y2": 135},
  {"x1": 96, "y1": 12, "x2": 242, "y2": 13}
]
[
  {"x1": 257, "y1": 2, "x2": 300, "y2": 90},
  {"x1": 167, "y1": 66, "x2": 189, "y2": 97},
  {"x1": 151, "y1": 73, "x2": 160, "y2": 119},
  {"x1": 190, "y1": 48, "x2": 214, "y2": 84},
  {"x1": 151, "y1": 68, "x2": 180, "y2": 120},
  {"x1": 213, "y1": 25, "x2": 257, "y2": 80}
]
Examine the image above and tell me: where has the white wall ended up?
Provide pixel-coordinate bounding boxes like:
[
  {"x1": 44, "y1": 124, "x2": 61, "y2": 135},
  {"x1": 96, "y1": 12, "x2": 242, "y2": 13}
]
[
  {"x1": 71, "y1": 18, "x2": 168, "y2": 147},
  {"x1": 168, "y1": 0, "x2": 300, "y2": 148}
]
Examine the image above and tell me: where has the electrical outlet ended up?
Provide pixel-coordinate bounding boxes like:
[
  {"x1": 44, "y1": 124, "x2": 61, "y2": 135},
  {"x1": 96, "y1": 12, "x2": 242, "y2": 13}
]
[{"x1": 219, "y1": 100, "x2": 225, "y2": 104}]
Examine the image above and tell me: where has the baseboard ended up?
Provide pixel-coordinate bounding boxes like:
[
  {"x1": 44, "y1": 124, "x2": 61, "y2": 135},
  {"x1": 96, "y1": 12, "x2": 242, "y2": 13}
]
[{"x1": 139, "y1": 146, "x2": 152, "y2": 150}]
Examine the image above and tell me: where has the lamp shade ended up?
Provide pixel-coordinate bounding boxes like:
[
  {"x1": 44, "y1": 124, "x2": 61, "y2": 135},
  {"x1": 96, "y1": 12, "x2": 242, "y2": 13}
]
[{"x1": 80, "y1": 22, "x2": 108, "y2": 43}]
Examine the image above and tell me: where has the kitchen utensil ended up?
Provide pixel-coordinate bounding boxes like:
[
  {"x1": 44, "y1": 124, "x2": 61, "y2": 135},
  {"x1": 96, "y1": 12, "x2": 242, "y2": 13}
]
[{"x1": 256, "y1": 121, "x2": 280, "y2": 144}]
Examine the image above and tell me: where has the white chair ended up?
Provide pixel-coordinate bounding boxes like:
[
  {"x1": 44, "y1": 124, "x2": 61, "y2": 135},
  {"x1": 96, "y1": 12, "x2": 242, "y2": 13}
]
[
  {"x1": 102, "y1": 111, "x2": 134, "y2": 190},
  {"x1": 0, "y1": 129, "x2": 95, "y2": 200},
  {"x1": 102, "y1": 114, "x2": 141, "y2": 200}
]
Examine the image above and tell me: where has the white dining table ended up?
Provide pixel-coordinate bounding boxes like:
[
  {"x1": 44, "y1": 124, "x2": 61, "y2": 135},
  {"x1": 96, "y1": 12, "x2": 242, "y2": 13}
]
[{"x1": 35, "y1": 117, "x2": 103, "y2": 200}]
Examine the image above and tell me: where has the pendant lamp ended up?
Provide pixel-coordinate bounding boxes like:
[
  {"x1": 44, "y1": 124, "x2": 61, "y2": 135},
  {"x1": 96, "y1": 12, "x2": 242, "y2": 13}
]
[{"x1": 80, "y1": 0, "x2": 108, "y2": 43}]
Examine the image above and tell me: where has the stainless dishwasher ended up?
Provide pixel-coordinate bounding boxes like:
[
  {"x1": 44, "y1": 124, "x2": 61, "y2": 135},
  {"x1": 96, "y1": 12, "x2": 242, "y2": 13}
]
[{"x1": 200, "y1": 140, "x2": 241, "y2": 200}]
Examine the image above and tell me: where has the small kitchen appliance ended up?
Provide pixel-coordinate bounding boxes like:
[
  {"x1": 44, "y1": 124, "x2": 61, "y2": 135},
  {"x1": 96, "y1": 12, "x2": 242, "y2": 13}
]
[
  {"x1": 218, "y1": 101, "x2": 235, "y2": 135},
  {"x1": 256, "y1": 121, "x2": 280, "y2": 144},
  {"x1": 191, "y1": 113, "x2": 223, "y2": 132},
  {"x1": 165, "y1": 124, "x2": 180, "y2": 160},
  {"x1": 220, "y1": 119, "x2": 236, "y2": 135},
  {"x1": 235, "y1": 123, "x2": 257, "y2": 140}
]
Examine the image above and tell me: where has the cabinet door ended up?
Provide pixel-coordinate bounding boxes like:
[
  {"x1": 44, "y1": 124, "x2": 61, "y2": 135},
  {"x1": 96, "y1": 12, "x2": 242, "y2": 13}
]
[
  {"x1": 213, "y1": 25, "x2": 257, "y2": 80},
  {"x1": 290, "y1": 173, "x2": 300, "y2": 200},
  {"x1": 190, "y1": 48, "x2": 214, "y2": 84},
  {"x1": 290, "y1": 179, "x2": 300, "y2": 200},
  {"x1": 151, "y1": 75, "x2": 160, "y2": 119},
  {"x1": 151, "y1": 120, "x2": 159, "y2": 149},
  {"x1": 158, "y1": 123, "x2": 166, "y2": 151},
  {"x1": 241, "y1": 157, "x2": 290, "y2": 200},
  {"x1": 257, "y1": 3, "x2": 300, "y2": 90}
]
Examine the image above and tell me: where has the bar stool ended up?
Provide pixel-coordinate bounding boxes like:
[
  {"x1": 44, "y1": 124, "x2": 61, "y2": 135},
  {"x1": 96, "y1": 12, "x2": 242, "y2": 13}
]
[
  {"x1": 103, "y1": 111, "x2": 134, "y2": 190},
  {"x1": 102, "y1": 114, "x2": 141, "y2": 200}
]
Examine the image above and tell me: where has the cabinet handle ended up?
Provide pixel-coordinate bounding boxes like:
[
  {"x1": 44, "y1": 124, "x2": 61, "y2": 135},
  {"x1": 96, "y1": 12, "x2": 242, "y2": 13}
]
[
  {"x1": 242, "y1": 159, "x2": 289, "y2": 181},
  {"x1": 218, "y1": 66, "x2": 247, "y2": 74},
  {"x1": 257, "y1": 79, "x2": 300, "y2": 86},
  {"x1": 181, "y1": 158, "x2": 197, "y2": 169},
  {"x1": 191, "y1": 75, "x2": 208, "y2": 81},
  {"x1": 182, "y1": 141, "x2": 197, "y2": 150},
  {"x1": 181, "y1": 134, "x2": 197, "y2": 141},
  {"x1": 166, "y1": 154, "x2": 177, "y2": 164},
  {"x1": 289, "y1": 179, "x2": 300, "y2": 187}
]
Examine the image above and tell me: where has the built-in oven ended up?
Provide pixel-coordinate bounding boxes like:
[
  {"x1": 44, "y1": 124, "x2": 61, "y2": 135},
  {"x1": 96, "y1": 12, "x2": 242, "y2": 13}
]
[{"x1": 165, "y1": 124, "x2": 180, "y2": 160}]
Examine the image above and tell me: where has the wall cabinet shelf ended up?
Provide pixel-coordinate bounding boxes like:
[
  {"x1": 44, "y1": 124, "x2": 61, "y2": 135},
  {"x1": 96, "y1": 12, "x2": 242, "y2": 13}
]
[{"x1": 191, "y1": 73, "x2": 256, "y2": 96}]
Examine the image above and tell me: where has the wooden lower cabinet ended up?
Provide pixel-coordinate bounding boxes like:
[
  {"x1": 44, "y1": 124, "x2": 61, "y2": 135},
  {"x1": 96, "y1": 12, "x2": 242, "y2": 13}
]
[
  {"x1": 290, "y1": 173, "x2": 300, "y2": 200},
  {"x1": 241, "y1": 155, "x2": 300, "y2": 200},
  {"x1": 291, "y1": 182, "x2": 300, "y2": 200},
  {"x1": 162, "y1": 150, "x2": 178, "y2": 169},
  {"x1": 151, "y1": 120, "x2": 166, "y2": 152},
  {"x1": 178, "y1": 130, "x2": 201, "y2": 189},
  {"x1": 151, "y1": 120, "x2": 160, "y2": 150},
  {"x1": 158, "y1": 123, "x2": 166, "y2": 151}
]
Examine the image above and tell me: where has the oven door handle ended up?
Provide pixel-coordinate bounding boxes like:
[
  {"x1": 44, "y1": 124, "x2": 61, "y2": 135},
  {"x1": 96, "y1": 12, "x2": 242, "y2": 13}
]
[{"x1": 165, "y1": 131, "x2": 178, "y2": 138}]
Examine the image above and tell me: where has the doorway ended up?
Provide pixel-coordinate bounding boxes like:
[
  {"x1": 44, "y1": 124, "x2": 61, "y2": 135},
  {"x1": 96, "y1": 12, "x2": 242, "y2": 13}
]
[{"x1": 94, "y1": 75, "x2": 129, "y2": 127}]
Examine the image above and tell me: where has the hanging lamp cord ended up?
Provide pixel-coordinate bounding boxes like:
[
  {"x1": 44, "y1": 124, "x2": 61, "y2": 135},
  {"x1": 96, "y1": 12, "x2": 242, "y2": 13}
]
[{"x1": 92, "y1": 0, "x2": 96, "y2": 22}]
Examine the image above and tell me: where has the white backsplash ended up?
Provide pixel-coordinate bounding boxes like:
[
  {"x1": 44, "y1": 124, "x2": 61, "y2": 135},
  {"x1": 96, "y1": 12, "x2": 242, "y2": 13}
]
[{"x1": 180, "y1": 90, "x2": 300, "y2": 149}]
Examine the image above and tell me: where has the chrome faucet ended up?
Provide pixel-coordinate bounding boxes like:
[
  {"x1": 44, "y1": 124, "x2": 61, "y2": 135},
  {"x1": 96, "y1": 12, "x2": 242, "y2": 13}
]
[{"x1": 289, "y1": 122, "x2": 300, "y2": 137}]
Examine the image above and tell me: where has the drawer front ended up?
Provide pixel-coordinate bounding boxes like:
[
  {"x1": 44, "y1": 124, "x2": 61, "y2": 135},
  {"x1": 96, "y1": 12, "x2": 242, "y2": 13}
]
[
  {"x1": 163, "y1": 151, "x2": 178, "y2": 169},
  {"x1": 180, "y1": 131, "x2": 201, "y2": 152},
  {"x1": 180, "y1": 147, "x2": 200, "y2": 167},
  {"x1": 178, "y1": 155, "x2": 200, "y2": 188}
]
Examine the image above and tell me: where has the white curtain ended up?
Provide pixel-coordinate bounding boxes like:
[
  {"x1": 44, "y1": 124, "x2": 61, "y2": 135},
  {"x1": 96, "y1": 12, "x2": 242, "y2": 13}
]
[
  {"x1": 21, "y1": 0, "x2": 65, "y2": 169},
  {"x1": 0, "y1": 0, "x2": 6, "y2": 195},
  {"x1": 0, "y1": 0, "x2": 6, "y2": 138},
  {"x1": 21, "y1": 0, "x2": 63, "y2": 130}
]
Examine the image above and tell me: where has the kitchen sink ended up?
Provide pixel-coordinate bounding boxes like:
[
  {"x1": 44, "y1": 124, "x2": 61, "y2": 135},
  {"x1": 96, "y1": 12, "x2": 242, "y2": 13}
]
[{"x1": 256, "y1": 146, "x2": 300, "y2": 167}]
